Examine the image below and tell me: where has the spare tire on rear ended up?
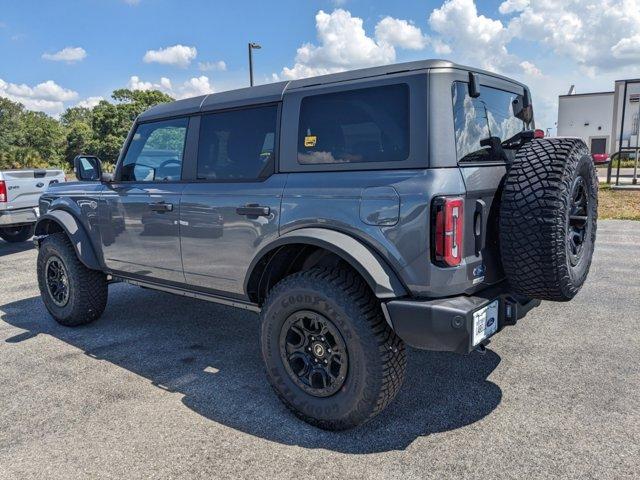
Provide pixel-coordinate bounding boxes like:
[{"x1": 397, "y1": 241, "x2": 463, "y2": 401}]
[{"x1": 499, "y1": 138, "x2": 598, "y2": 301}]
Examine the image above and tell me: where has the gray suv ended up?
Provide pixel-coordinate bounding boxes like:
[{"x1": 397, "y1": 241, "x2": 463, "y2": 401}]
[{"x1": 34, "y1": 60, "x2": 598, "y2": 430}]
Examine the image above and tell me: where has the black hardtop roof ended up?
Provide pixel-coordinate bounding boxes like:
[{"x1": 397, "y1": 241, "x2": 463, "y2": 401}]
[{"x1": 138, "y1": 59, "x2": 527, "y2": 121}]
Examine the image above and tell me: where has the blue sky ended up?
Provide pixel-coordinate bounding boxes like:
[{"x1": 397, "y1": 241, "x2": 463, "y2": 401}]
[{"x1": 2, "y1": 0, "x2": 640, "y2": 130}]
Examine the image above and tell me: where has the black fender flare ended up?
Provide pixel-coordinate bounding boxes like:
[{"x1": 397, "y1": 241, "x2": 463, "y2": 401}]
[
  {"x1": 245, "y1": 227, "x2": 407, "y2": 300},
  {"x1": 34, "y1": 210, "x2": 101, "y2": 270}
]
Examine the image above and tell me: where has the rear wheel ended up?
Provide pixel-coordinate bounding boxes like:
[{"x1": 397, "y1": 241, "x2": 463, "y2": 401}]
[
  {"x1": 499, "y1": 138, "x2": 598, "y2": 301},
  {"x1": 37, "y1": 233, "x2": 108, "y2": 326},
  {"x1": 0, "y1": 224, "x2": 34, "y2": 243},
  {"x1": 260, "y1": 268, "x2": 406, "y2": 430}
]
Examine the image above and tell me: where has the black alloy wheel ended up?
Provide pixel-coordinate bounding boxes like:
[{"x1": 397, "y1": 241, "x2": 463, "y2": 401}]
[
  {"x1": 279, "y1": 310, "x2": 348, "y2": 398},
  {"x1": 45, "y1": 255, "x2": 70, "y2": 307},
  {"x1": 567, "y1": 176, "x2": 590, "y2": 267}
]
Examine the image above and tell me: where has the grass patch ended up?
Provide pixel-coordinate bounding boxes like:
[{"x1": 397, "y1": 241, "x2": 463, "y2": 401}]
[
  {"x1": 610, "y1": 159, "x2": 638, "y2": 168},
  {"x1": 598, "y1": 184, "x2": 640, "y2": 220}
]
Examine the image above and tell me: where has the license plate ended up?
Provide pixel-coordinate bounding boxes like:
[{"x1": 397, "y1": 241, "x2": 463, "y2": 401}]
[{"x1": 472, "y1": 300, "x2": 499, "y2": 346}]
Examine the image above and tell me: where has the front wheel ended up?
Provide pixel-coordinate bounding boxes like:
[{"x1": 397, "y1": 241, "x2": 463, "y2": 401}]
[
  {"x1": 0, "y1": 224, "x2": 34, "y2": 243},
  {"x1": 37, "y1": 233, "x2": 108, "y2": 326},
  {"x1": 260, "y1": 268, "x2": 406, "y2": 430}
]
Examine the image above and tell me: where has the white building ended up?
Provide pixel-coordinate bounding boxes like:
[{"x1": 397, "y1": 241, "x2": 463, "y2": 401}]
[{"x1": 557, "y1": 79, "x2": 640, "y2": 156}]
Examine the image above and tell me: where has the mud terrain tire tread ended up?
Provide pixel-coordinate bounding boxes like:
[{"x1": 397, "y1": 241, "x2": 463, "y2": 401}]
[
  {"x1": 37, "y1": 232, "x2": 107, "y2": 326},
  {"x1": 260, "y1": 267, "x2": 406, "y2": 430},
  {"x1": 499, "y1": 138, "x2": 598, "y2": 301}
]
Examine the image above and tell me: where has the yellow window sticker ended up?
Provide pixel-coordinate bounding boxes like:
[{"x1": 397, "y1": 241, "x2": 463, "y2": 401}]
[{"x1": 304, "y1": 135, "x2": 317, "y2": 147}]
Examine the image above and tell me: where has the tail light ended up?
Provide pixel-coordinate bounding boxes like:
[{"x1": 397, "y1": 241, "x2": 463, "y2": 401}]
[
  {"x1": 0, "y1": 181, "x2": 6, "y2": 202},
  {"x1": 432, "y1": 196, "x2": 464, "y2": 267},
  {"x1": 534, "y1": 129, "x2": 545, "y2": 139}
]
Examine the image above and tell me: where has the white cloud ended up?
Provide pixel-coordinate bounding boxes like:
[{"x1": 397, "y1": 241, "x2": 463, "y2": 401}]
[
  {"x1": 127, "y1": 75, "x2": 214, "y2": 99},
  {"x1": 499, "y1": 0, "x2": 529, "y2": 14},
  {"x1": 143, "y1": 44, "x2": 197, "y2": 68},
  {"x1": 123, "y1": 0, "x2": 140, "y2": 5},
  {"x1": 611, "y1": 34, "x2": 640, "y2": 60},
  {"x1": 42, "y1": 46, "x2": 87, "y2": 63},
  {"x1": 198, "y1": 60, "x2": 227, "y2": 72},
  {"x1": 0, "y1": 78, "x2": 78, "y2": 115},
  {"x1": 422, "y1": 0, "x2": 640, "y2": 130},
  {"x1": 75, "y1": 96, "x2": 104, "y2": 109},
  {"x1": 432, "y1": 38, "x2": 452, "y2": 55},
  {"x1": 429, "y1": 0, "x2": 517, "y2": 72},
  {"x1": 180, "y1": 76, "x2": 214, "y2": 97},
  {"x1": 375, "y1": 17, "x2": 428, "y2": 50},
  {"x1": 507, "y1": 0, "x2": 640, "y2": 70},
  {"x1": 520, "y1": 60, "x2": 542, "y2": 77},
  {"x1": 278, "y1": 9, "x2": 428, "y2": 80}
]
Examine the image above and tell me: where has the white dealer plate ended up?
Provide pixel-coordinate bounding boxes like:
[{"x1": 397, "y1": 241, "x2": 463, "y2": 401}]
[{"x1": 472, "y1": 300, "x2": 499, "y2": 346}]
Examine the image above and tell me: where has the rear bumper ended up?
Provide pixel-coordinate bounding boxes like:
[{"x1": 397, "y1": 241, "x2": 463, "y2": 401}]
[
  {"x1": 0, "y1": 207, "x2": 39, "y2": 227},
  {"x1": 383, "y1": 283, "x2": 541, "y2": 354}
]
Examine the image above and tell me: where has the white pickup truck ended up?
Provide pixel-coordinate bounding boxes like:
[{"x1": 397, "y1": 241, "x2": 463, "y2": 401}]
[{"x1": 0, "y1": 169, "x2": 66, "y2": 243}]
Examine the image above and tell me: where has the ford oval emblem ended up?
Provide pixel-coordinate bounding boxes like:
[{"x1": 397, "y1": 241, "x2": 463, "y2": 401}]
[
  {"x1": 486, "y1": 317, "x2": 495, "y2": 328},
  {"x1": 36, "y1": 182, "x2": 44, "y2": 188}
]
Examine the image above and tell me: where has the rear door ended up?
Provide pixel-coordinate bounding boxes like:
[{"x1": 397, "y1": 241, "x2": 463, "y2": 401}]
[
  {"x1": 449, "y1": 74, "x2": 530, "y2": 287},
  {"x1": 100, "y1": 117, "x2": 190, "y2": 283},
  {"x1": 180, "y1": 104, "x2": 285, "y2": 297}
]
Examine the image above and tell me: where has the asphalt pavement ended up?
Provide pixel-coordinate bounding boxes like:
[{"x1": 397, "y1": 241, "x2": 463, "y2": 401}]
[{"x1": 1, "y1": 221, "x2": 639, "y2": 479}]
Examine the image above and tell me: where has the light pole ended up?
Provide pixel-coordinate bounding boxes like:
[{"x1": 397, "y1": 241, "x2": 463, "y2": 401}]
[{"x1": 248, "y1": 42, "x2": 261, "y2": 87}]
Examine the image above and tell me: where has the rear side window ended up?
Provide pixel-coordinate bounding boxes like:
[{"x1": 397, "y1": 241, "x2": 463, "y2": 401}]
[
  {"x1": 197, "y1": 105, "x2": 278, "y2": 181},
  {"x1": 120, "y1": 118, "x2": 188, "y2": 182},
  {"x1": 452, "y1": 81, "x2": 527, "y2": 163},
  {"x1": 297, "y1": 84, "x2": 410, "y2": 165}
]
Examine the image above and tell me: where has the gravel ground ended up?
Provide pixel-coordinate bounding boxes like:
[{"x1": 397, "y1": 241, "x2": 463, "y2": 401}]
[{"x1": 0, "y1": 220, "x2": 639, "y2": 479}]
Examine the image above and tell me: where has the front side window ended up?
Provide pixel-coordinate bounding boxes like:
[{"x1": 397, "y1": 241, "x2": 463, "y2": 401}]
[
  {"x1": 298, "y1": 84, "x2": 410, "y2": 165},
  {"x1": 452, "y1": 81, "x2": 529, "y2": 163},
  {"x1": 197, "y1": 105, "x2": 278, "y2": 180},
  {"x1": 120, "y1": 118, "x2": 188, "y2": 181}
]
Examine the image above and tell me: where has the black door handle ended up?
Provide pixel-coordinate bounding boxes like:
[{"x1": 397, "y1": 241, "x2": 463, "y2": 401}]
[
  {"x1": 474, "y1": 199, "x2": 486, "y2": 255},
  {"x1": 236, "y1": 204, "x2": 270, "y2": 217},
  {"x1": 148, "y1": 202, "x2": 173, "y2": 212}
]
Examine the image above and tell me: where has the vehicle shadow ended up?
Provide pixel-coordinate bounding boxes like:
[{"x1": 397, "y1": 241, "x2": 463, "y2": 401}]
[
  {"x1": 1, "y1": 284, "x2": 502, "y2": 454},
  {"x1": 0, "y1": 240, "x2": 34, "y2": 257}
]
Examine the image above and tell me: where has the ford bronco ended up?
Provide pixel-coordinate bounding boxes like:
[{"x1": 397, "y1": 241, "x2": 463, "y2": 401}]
[{"x1": 34, "y1": 60, "x2": 598, "y2": 430}]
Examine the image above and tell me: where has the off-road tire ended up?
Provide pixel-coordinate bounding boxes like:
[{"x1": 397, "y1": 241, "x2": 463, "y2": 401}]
[
  {"x1": 37, "y1": 232, "x2": 108, "y2": 326},
  {"x1": 260, "y1": 267, "x2": 406, "y2": 430},
  {"x1": 0, "y1": 224, "x2": 34, "y2": 243},
  {"x1": 500, "y1": 138, "x2": 598, "y2": 301}
]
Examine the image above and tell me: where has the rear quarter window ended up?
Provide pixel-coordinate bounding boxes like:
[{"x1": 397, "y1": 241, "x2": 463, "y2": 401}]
[
  {"x1": 297, "y1": 84, "x2": 410, "y2": 165},
  {"x1": 452, "y1": 81, "x2": 529, "y2": 163}
]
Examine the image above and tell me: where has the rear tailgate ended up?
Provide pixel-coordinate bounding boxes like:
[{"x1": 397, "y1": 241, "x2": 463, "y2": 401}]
[
  {"x1": 0, "y1": 169, "x2": 65, "y2": 211},
  {"x1": 460, "y1": 165, "x2": 506, "y2": 288}
]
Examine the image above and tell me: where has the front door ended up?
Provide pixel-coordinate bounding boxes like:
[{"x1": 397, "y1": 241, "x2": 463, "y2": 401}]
[
  {"x1": 180, "y1": 104, "x2": 285, "y2": 297},
  {"x1": 100, "y1": 117, "x2": 189, "y2": 283}
]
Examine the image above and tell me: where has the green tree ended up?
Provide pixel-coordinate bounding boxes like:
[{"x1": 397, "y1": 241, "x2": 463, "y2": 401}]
[
  {"x1": 0, "y1": 87, "x2": 173, "y2": 171},
  {"x1": 90, "y1": 89, "x2": 174, "y2": 164},
  {"x1": 60, "y1": 106, "x2": 93, "y2": 127},
  {"x1": 18, "y1": 110, "x2": 66, "y2": 162},
  {"x1": 65, "y1": 120, "x2": 94, "y2": 165},
  {"x1": 0, "y1": 97, "x2": 25, "y2": 152}
]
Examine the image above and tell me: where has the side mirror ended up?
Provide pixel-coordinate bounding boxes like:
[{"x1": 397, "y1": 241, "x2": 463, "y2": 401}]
[
  {"x1": 74, "y1": 155, "x2": 102, "y2": 182},
  {"x1": 468, "y1": 72, "x2": 481, "y2": 98},
  {"x1": 513, "y1": 93, "x2": 534, "y2": 125}
]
